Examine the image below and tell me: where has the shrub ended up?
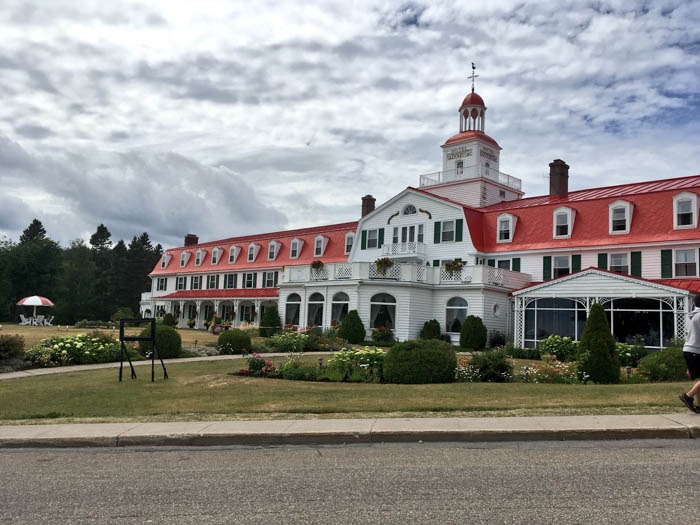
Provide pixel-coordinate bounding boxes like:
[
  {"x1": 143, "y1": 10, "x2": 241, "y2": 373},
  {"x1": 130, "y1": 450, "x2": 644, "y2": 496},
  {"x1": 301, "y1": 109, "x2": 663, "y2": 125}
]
[
  {"x1": 488, "y1": 331, "x2": 507, "y2": 348},
  {"x1": 519, "y1": 355, "x2": 579, "y2": 384},
  {"x1": 383, "y1": 339, "x2": 457, "y2": 384},
  {"x1": 467, "y1": 349, "x2": 513, "y2": 382},
  {"x1": 459, "y1": 315, "x2": 487, "y2": 350},
  {"x1": 217, "y1": 329, "x2": 252, "y2": 355},
  {"x1": 0, "y1": 334, "x2": 24, "y2": 360},
  {"x1": 420, "y1": 319, "x2": 442, "y2": 340},
  {"x1": 111, "y1": 307, "x2": 135, "y2": 322},
  {"x1": 616, "y1": 338, "x2": 649, "y2": 368},
  {"x1": 337, "y1": 310, "x2": 366, "y2": 344},
  {"x1": 246, "y1": 353, "x2": 275, "y2": 376},
  {"x1": 269, "y1": 331, "x2": 308, "y2": 353},
  {"x1": 277, "y1": 353, "x2": 317, "y2": 381},
  {"x1": 162, "y1": 313, "x2": 177, "y2": 327},
  {"x1": 503, "y1": 343, "x2": 540, "y2": 360},
  {"x1": 326, "y1": 346, "x2": 385, "y2": 382},
  {"x1": 537, "y1": 335, "x2": 578, "y2": 362},
  {"x1": 25, "y1": 332, "x2": 131, "y2": 367},
  {"x1": 576, "y1": 303, "x2": 620, "y2": 383},
  {"x1": 371, "y1": 326, "x2": 395, "y2": 345},
  {"x1": 303, "y1": 331, "x2": 347, "y2": 352},
  {"x1": 637, "y1": 347, "x2": 687, "y2": 381},
  {"x1": 259, "y1": 305, "x2": 282, "y2": 338},
  {"x1": 138, "y1": 324, "x2": 182, "y2": 359}
]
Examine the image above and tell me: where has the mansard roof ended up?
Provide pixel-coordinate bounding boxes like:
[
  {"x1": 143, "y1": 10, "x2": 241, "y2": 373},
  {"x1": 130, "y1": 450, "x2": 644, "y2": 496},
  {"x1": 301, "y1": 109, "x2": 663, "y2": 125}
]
[{"x1": 151, "y1": 221, "x2": 357, "y2": 276}]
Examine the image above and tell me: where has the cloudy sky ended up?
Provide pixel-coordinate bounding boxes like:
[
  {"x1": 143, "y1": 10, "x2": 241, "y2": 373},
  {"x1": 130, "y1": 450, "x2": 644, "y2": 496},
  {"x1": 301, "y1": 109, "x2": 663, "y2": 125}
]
[{"x1": 1, "y1": 1, "x2": 699, "y2": 248}]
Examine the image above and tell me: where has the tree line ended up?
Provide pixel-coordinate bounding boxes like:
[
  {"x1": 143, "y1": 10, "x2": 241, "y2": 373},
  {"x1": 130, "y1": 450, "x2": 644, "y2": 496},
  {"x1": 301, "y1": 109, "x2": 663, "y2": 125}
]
[{"x1": 0, "y1": 219, "x2": 162, "y2": 324}]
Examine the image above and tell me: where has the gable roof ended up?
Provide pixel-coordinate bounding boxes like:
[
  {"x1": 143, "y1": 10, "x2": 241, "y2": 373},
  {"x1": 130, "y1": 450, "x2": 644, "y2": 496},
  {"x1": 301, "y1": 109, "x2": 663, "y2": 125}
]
[{"x1": 151, "y1": 221, "x2": 357, "y2": 276}]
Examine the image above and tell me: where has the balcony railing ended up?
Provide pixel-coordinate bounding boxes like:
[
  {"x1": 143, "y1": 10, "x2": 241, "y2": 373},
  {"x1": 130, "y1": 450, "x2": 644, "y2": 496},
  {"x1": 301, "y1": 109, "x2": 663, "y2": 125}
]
[
  {"x1": 381, "y1": 242, "x2": 426, "y2": 258},
  {"x1": 284, "y1": 262, "x2": 530, "y2": 289},
  {"x1": 419, "y1": 165, "x2": 521, "y2": 191}
]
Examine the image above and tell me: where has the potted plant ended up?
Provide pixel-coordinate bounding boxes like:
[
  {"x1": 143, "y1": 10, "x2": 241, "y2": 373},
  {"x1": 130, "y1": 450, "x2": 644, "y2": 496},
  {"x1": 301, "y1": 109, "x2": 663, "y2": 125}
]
[
  {"x1": 445, "y1": 259, "x2": 464, "y2": 275},
  {"x1": 187, "y1": 319, "x2": 196, "y2": 329},
  {"x1": 375, "y1": 257, "x2": 394, "y2": 275},
  {"x1": 311, "y1": 260, "x2": 325, "y2": 270}
]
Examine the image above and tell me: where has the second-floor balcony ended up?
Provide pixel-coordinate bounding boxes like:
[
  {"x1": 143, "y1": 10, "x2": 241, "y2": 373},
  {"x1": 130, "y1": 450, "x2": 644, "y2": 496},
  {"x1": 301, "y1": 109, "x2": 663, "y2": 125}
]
[
  {"x1": 381, "y1": 241, "x2": 426, "y2": 258},
  {"x1": 284, "y1": 261, "x2": 531, "y2": 290},
  {"x1": 419, "y1": 165, "x2": 522, "y2": 191}
]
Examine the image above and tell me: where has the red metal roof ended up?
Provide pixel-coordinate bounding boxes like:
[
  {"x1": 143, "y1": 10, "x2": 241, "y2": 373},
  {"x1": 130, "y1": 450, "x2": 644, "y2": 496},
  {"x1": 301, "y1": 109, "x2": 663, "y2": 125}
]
[
  {"x1": 461, "y1": 91, "x2": 485, "y2": 107},
  {"x1": 151, "y1": 221, "x2": 357, "y2": 276},
  {"x1": 162, "y1": 289, "x2": 279, "y2": 299},
  {"x1": 443, "y1": 130, "x2": 500, "y2": 148}
]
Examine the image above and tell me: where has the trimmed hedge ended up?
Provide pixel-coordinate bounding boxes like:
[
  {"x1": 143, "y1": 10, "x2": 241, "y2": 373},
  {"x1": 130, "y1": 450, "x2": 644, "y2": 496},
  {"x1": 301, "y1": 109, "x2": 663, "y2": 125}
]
[
  {"x1": 637, "y1": 347, "x2": 687, "y2": 381},
  {"x1": 459, "y1": 315, "x2": 487, "y2": 351},
  {"x1": 419, "y1": 319, "x2": 442, "y2": 340},
  {"x1": 138, "y1": 325, "x2": 182, "y2": 359},
  {"x1": 383, "y1": 339, "x2": 457, "y2": 384},
  {"x1": 217, "y1": 329, "x2": 252, "y2": 355},
  {"x1": 338, "y1": 310, "x2": 366, "y2": 344}
]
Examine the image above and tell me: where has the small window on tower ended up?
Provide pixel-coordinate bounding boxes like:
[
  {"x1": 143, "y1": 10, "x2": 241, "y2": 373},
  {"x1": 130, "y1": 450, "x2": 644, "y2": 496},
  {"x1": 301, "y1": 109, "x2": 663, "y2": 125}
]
[{"x1": 456, "y1": 160, "x2": 463, "y2": 176}]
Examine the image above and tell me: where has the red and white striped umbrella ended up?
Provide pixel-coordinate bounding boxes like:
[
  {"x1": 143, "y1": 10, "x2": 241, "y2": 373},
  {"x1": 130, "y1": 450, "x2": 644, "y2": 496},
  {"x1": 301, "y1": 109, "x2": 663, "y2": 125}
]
[{"x1": 16, "y1": 295, "x2": 54, "y2": 317}]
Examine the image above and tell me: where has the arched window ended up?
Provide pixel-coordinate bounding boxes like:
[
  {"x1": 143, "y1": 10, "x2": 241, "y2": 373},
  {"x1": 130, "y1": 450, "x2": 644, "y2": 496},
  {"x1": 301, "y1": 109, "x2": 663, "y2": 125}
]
[
  {"x1": 446, "y1": 297, "x2": 468, "y2": 333},
  {"x1": 285, "y1": 293, "x2": 301, "y2": 326},
  {"x1": 370, "y1": 293, "x2": 396, "y2": 329},
  {"x1": 331, "y1": 292, "x2": 349, "y2": 326},
  {"x1": 403, "y1": 204, "x2": 417, "y2": 215},
  {"x1": 307, "y1": 292, "x2": 324, "y2": 327}
]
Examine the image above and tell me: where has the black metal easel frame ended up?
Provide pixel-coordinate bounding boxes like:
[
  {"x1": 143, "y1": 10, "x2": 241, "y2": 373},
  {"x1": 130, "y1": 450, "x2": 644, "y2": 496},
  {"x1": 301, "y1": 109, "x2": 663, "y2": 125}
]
[{"x1": 119, "y1": 318, "x2": 168, "y2": 382}]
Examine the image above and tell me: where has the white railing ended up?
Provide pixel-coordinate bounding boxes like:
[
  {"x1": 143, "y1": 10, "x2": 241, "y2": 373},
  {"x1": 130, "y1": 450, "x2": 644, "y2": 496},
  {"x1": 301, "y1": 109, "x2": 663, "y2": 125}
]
[
  {"x1": 419, "y1": 165, "x2": 521, "y2": 191},
  {"x1": 381, "y1": 242, "x2": 426, "y2": 257},
  {"x1": 335, "y1": 263, "x2": 352, "y2": 279},
  {"x1": 289, "y1": 266, "x2": 309, "y2": 282},
  {"x1": 417, "y1": 265, "x2": 426, "y2": 282},
  {"x1": 369, "y1": 264, "x2": 402, "y2": 280},
  {"x1": 310, "y1": 268, "x2": 328, "y2": 281}
]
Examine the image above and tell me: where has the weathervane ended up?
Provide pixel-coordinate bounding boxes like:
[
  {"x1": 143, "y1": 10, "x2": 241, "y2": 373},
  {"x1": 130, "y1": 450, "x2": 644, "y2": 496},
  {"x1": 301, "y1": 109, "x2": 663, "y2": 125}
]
[{"x1": 468, "y1": 62, "x2": 479, "y2": 93}]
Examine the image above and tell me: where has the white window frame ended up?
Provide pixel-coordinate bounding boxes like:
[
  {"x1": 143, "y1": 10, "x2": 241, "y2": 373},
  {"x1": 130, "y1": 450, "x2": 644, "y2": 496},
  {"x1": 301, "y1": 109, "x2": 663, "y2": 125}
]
[
  {"x1": 195, "y1": 249, "x2": 205, "y2": 266},
  {"x1": 553, "y1": 207, "x2": 575, "y2": 239},
  {"x1": 553, "y1": 255, "x2": 570, "y2": 278},
  {"x1": 176, "y1": 276, "x2": 186, "y2": 290},
  {"x1": 243, "y1": 272, "x2": 256, "y2": 288},
  {"x1": 403, "y1": 204, "x2": 417, "y2": 215},
  {"x1": 263, "y1": 271, "x2": 277, "y2": 288},
  {"x1": 180, "y1": 251, "x2": 191, "y2": 268},
  {"x1": 314, "y1": 235, "x2": 327, "y2": 257},
  {"x1": 207, "y1": 275, "x2": 219, "y2": 289},
  {"x1": 497, "y1": 213, "x2": 516, "y2": 243},
  {"x1": 247, "y1": 243, "x2": 259, "y2": 262},
  {"x1": 223, "y1": 273, "x2": 236, "y2": 289},
  {"x1": 441, "y1": 220, "x2": 455, "y2": 243},
  {"x1": 344, "y1": 233, "x2": 354, "y2": 254},
  {"x1": 211, "y1": 248, "x2": 221, "y2": 265},
  {"x1": 675, "y1": 248, "x2": 697, "y2": 277},
  {"x1": 228, "y1": 245, "x2": 240, "y2": 264},
  {"x1": 156, "y1": 277, "x2": 167, "y2": 291},
  {"x1": 160, "y1": 254, "x2": 171, "y2": 269},
  {"x1": 609, "y1": 253, "x2": 628, "y2": 274},
  {"x1": 609, "y1": 200, "x2": 633, "y2": 235},
  {"x1": 191, "y1": 275, "x2": 202, "y2": 290},
  {"x1": 497, "y1": 260, "x2": 511, "y2": 270},
  {"x1": 290, "y1": 238, "x2": 303, "y2": 259},
  {"x1": 366, "y1": 229, "x2": 379, "y2": 249},
  {"x1": 268, "y1": 241, "x2": 280, "y2": 261},
  {"x1": 674, "y1": 192, "x2": 697, "y2": 229}
]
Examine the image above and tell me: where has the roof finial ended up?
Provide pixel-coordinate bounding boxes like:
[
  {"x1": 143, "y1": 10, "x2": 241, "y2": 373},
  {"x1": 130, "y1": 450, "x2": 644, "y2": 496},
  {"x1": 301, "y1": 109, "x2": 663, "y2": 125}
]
[{"x1": 468, "y1": 62, "x2": 479, "y2": 93}]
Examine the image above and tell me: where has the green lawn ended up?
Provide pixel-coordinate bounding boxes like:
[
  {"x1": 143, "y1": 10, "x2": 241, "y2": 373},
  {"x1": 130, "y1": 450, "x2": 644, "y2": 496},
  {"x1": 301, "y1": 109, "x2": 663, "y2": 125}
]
[{"x1": 0, "y1": 358, "x2": 688, "y2": 424}]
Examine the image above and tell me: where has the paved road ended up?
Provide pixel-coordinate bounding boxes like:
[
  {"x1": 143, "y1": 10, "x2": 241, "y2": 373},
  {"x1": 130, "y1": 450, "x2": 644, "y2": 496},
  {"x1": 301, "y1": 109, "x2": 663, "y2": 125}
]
[{"x1": 1, "y1": 440, "x2": 698, "y2": 524}]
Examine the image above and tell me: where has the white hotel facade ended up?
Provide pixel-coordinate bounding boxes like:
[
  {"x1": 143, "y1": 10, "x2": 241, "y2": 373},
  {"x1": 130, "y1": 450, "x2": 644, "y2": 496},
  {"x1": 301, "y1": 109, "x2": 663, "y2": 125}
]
[{"x1": 141, "y1": 84, "x2": 700, "y2": 349}]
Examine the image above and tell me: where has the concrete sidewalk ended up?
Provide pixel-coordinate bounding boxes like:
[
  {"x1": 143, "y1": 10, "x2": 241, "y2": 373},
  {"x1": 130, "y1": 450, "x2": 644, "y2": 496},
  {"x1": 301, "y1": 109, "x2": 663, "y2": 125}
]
[{"x1": 1, "y1": 414, "x2": 698, "y2": 448}]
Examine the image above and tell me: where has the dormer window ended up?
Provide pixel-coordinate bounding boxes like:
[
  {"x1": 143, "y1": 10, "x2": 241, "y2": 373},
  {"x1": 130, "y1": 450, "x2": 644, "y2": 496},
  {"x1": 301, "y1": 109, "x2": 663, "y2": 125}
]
[
  {"x1": 674, "y1": 192, "x2": 697, "y2": 229},
  {"x1": 268, "y1": 241, "x2": 280, "y2": 260},
  {"x1": 345, "y1": 233, "x2": 354, "y2": 254},
  {"x1": 609, "y1": 200, "x2": 633, "y2": 234},
  {"x1": 228, "y1": 245, "x2": 240, "y2": 264},
  {"x1": 160, "y1": 253, "x2": 171, "y2": 269},
  {"x1": 314, "y1": 235, "x2": 328, "y2": 257},
  {"x1": 211, "y1": 247, "x2": 222, "y2": 265},
  {"x1": 497, "y1": 213, "x2": 516, "y2": 243},
  {"x1": 247, "y1": 243, "x2": 259, "y2": 262},
  {"x1": 403, "y1": 204, "x2": 417, "y2": 215},
  {"x1": 290, "y1": 238, "x2": 303, "y2": 259},
  {"x1": 180, "y1": 251, "x2": 191, "y2": 268},
  {"x1": 553, "y1": 207, "x2": 575, "y2": 239},
  {"x1": 194, "y1": 249, "x2": 205, "y2": 266}
]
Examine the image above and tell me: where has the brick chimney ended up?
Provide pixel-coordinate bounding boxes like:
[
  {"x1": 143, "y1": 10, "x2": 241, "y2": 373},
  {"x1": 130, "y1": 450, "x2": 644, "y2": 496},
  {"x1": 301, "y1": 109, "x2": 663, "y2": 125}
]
[
  {"x1": 549, "y1": 159, "x2": 569, "y2": 197},
  {"x1": 361, "y1": 195, "x2": 376, "y2": 217},
  {"x1": 184, "y1": 233, "x2": 199, "y2": 247}
]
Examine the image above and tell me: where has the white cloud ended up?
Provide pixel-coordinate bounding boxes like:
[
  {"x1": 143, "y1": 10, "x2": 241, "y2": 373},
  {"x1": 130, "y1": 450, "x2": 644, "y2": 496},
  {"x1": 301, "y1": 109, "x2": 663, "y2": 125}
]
[{"x1": 0, "y1": 0, "x2": 698, "y2": 246}]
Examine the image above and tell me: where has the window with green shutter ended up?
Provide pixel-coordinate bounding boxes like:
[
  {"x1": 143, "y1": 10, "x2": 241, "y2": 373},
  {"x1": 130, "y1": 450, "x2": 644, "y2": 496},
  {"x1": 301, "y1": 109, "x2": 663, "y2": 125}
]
[
  {"x1": 572, "y1": 254, "x2": 581, "y2": 273},
  {"x1": 512, "y1": 258, "x2": 521, "y2": 272},
  {"x1": 433, "y1": 259, "x2": 441, "y2": 267},
  {"x1": 661, "y1": 250, "x2": 673, "y2": 278},
  {"x1": 543, "y1": 256, "x2": 552, "y2": 281},
  {"x1": 455, "y1": 218, "x2": 463, "y2": 242},
  {"x1": 434, "y1": 222, "x2": 441, "y2": 244},
  {"x1": 378, "y1": 228, "x2": 384, "y2": 248},
  {"x1": 361, "y1": 230, "x2": 367, "y2": 250},
  {"x1": 487, "y1": 259, "x2": 496, "y2": 267}
]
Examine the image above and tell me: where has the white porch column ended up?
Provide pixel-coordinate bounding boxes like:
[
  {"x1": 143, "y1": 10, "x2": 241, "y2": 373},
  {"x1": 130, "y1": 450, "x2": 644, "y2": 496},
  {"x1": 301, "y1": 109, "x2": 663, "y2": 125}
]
[
  {"x1": 178, "y1": 301, "x2": 185, "y2": 328},
  {"x1": 233, "y1": 299, "x2": 240, "y2": 327},
  {"x1": 195, "y1": 300, "x2": 202, "y2": 329},
  {"x1": 254, "y1": 300, "x2": 262, "y2": 326},
  {"x1": 213, "y1": 300, "x2": 220, "y2": 318}
]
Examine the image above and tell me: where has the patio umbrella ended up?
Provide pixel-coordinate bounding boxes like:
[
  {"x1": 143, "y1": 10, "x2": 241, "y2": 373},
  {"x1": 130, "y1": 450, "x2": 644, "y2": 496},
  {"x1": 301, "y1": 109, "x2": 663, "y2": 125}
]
[{"x1": 16, "y1": 295, "x2": 54, "y2": 317}]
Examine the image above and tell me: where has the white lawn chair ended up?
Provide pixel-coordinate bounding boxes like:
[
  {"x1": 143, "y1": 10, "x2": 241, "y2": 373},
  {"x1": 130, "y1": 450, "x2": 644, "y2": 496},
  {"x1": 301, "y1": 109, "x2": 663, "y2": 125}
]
[
  {"x1": 44, "y1": 316, "x2": 54, "y2": 326},
  {"x1": 19, "y1": 314, "x2": 31, "y2": 326},
  {"x1": 34, "y1": 315, "x2": 44, "y2": 326}
]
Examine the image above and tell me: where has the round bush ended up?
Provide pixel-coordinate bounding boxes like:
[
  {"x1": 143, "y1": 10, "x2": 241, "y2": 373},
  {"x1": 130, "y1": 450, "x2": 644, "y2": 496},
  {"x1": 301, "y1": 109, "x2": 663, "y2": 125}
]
[
  {"x1": 138, "y1": 325, "x2": 182, "y2": 359},
  {"x1": 637, "y1": 347, "x2": 687, "y2": 381},
  {"x1": 468, "y1": 349, "x2": 513, "y2": 382},
  {"x1": 338, "y1": 310, "x2": 366, "y2": 344},
  {"x1": 537, "y1": 335, "x2": 577, "y2": 362},
  {"x1": 459, "y1": 315, "x2": 487, "y2": 351},
  {"x1": 419, "y1": 319, "x2": 441, "y2": 340},
  {"x1": 218, "y1": 329, "x2": 252, "y2": 355},
  {"x1": 383, "y1": 339, "x2": 457, "y2": 384}
]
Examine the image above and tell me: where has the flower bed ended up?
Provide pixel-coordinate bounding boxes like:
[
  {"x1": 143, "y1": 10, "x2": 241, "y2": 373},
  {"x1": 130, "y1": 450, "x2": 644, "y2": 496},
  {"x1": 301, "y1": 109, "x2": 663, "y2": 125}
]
[{"x1": 25, "y1": 332, "x2": 136, "y2": 367}]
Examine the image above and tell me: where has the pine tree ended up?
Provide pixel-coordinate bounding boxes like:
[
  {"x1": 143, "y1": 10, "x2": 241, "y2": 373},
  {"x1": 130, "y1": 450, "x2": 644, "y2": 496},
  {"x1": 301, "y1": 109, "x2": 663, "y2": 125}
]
[
  {"x1": 576, "y1": 302, "x2": 620, "y2": 384},
  {"x1": 19, "y1": 219, "x2": 47, "y2": 244},
  {"x1": 259, "y1": 305, "x2": 282, "y2": 337},
  {"x1": 338, "y1": 309, "x2": 366, "y2": 344},
  {"x1": 459, "y1": 315, "x2": 487, "y2": 350}
]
